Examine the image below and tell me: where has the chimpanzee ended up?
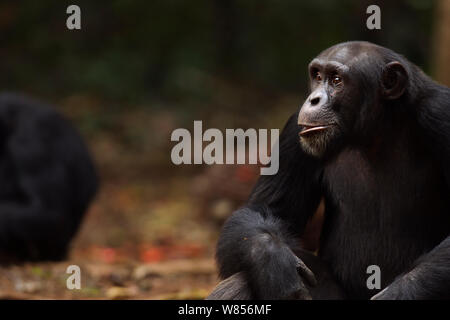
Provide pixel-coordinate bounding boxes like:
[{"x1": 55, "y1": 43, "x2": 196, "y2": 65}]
[
  {"x1": 210, "y1": 41, "x2": 450, "y2": 300},
  {"x1": 0, "y1": 93, "x2": 98, "y2": 263}
]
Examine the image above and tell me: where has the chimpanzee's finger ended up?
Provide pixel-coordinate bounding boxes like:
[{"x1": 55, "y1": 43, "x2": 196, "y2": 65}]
[{"x1": 294, "y1": 255, "x2": 317, "y2": 287}]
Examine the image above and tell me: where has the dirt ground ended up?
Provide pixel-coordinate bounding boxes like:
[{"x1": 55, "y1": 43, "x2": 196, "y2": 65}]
[
  {"x1": 0, "y1": 165, "x2": 258, "y2": 300},
  {"x1": 0, "y1": 259, "x2": 218, "y2": 300},
  {"x1": 0, "y1": 178, "x2": 221, "y2": 300}
]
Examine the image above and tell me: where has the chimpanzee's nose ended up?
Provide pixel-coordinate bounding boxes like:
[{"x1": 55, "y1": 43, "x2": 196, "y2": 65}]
[{"x1": 310, "y1": 96, "x2": 321, "y2": 106}]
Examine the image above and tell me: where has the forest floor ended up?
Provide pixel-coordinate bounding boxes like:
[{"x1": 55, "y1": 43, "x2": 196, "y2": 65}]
[
  {"x1": 0, "y1": 96, "x2": 284, "y2": 299},
  {"x1": 0, "y1": 177, "x2": 223, "y2": 300},
  {"x1": 0, "y1": 163, "x2": 259, "y2": 300},
  {"x1": 0, "y1": 169, "x2": 229, "y2": 299}
]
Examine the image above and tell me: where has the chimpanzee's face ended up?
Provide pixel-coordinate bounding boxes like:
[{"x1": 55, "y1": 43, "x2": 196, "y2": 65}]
[{"x1": 297, "y1": 42, "x2": 407, "y2": 157}]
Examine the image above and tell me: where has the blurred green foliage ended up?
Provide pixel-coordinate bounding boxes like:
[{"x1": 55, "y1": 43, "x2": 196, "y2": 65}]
[{"x1": 0, "y1": 0, "x2": 436, "y2": 107}]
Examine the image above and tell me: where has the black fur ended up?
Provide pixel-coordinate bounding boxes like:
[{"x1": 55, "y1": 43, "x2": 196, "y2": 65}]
[
  {"x1": 214, "y1": 42, "x2": 450, "y2": 300},
  {"x1": 0, "y1": 93, "x2": 98, "y2": 263}
]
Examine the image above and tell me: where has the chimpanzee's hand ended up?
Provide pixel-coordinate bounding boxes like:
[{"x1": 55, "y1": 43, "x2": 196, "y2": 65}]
[{"x1": 246, "y1": 233, "x2": 317, "y2": 299}]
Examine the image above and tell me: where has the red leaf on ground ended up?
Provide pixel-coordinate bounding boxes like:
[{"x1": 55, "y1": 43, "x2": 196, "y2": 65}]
[{"x1": 140, "y1": 247, "x2": 165, "y2": 262}]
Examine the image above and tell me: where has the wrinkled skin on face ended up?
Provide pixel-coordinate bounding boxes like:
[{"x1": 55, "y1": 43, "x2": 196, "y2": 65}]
[{"x1": 298, "y1": 41, "x2": 408, "y2": 157}]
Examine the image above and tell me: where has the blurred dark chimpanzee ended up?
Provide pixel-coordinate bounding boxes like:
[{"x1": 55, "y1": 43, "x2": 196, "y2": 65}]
[
  {"x1": 210, "y1": 41, "x2": 450, "y2": 300},
  {"x1": 0, "y1": 93, "x2": 98, "y2": 263}
]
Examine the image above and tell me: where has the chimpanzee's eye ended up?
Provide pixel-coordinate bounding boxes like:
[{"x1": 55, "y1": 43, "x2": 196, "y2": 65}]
[
  {"x1": 331, "y1": 75, "x2": 342, "y2": 86},
  {"x1": 314, "y1": 71, "x2": 322, "y2": 81}
]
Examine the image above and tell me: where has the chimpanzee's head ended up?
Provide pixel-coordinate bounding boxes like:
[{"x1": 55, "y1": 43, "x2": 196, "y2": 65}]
[{"x1": 298, "y1": 41, "x2": 410, "y2": 157}]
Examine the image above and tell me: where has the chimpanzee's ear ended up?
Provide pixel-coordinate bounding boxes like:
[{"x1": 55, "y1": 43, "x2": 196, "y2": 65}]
[{"x1": 381, "y1": 61, "x2": 408, "y2": 100}]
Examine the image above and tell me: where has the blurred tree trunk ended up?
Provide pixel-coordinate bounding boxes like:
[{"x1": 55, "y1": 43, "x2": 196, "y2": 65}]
[{"x1": 433, "y1": 0, "x2": 450, "y2": 86}]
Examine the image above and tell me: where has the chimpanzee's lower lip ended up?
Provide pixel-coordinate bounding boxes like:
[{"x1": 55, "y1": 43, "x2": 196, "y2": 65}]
[{"x1": 299, "y1": 125, "x2": 331, "y2": 136}]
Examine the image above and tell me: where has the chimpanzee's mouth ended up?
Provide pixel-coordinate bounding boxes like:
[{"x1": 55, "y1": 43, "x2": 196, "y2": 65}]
[{"x1": 299, "y1": 124, "x2": 332, "y2": 136}]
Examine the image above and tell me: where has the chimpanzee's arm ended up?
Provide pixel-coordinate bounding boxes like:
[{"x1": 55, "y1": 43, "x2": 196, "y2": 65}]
[
  {"x1": 371, "y1": 236, "x2": 450, "y2": 299},
  {"x1": 216, "y1": 113, "x2": 323, "y2": 299},
  {"x1": 373, "y1": 87, "x2": 450, "y2": 300}
]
